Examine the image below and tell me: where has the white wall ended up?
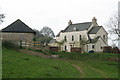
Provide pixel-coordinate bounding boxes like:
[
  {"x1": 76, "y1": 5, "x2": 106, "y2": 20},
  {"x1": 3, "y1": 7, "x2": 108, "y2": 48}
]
[
  {"x1": 57, "y1": 30, "x2": 88, "y2": 52},
  {"x1": 96, "y1": 27, "x2": 108, "y2": 46},
  {"x1": 94, "y1": 37, "x2": 107, "y2": 52}
]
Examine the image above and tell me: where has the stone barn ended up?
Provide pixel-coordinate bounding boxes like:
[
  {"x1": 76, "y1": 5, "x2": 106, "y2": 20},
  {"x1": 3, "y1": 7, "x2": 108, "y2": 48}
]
[{"x1": 1, "y1": 19, "x2": 36, "y2": 46}]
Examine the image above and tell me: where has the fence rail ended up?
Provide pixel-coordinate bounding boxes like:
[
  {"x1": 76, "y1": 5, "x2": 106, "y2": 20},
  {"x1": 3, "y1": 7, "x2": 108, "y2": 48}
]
[{"x1": 21, "y1": 41, "x2": 41, "y2": 48}]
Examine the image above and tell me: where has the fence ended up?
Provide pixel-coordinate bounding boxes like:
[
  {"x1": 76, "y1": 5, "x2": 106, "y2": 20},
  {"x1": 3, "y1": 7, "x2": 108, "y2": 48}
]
[
  {"x1": 103, "y1": 46, "x2": 120, "y2": 54},
  {"x1": 49, "y1": 47, "x2": 59, "y2": 52},
  {"x1": 21, "y1": 41, "x2": 41, "y2": 48}
]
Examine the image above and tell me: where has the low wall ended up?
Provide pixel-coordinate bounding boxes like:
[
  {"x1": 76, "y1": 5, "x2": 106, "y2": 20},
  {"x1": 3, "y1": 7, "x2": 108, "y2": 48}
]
[
  {"x1": 71, "y1": 47, "x2": 81, "y2": 53},
  {"x1": 49, "y1": 47, "x2": 59, "y2": 52}
]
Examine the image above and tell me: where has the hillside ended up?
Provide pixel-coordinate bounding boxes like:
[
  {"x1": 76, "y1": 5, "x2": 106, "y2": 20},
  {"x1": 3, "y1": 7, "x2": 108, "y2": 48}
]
[
  {"x1": 2, "y1": 47, "x2": 119, "y2": 78},
  {"x1": 2, "y1": 47, "x2": 81, "y2": 78}
]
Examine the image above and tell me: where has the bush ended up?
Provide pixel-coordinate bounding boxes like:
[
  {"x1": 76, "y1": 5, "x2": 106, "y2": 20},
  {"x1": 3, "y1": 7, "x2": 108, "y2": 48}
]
[{"x1": 2, "y1": 41, "x2": 19, "y2": 49}]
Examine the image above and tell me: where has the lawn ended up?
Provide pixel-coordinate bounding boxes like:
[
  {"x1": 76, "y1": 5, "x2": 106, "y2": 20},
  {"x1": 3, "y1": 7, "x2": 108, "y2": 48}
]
[
  {"x1": 2, "y1": 47, "x2": 81, "y2": 78},
  {"x1": 68, "y1": 60, "x2": 118, "y2": 78},
  {"x1": 2, "y1": 47, "x2": 119, "y2": 78}
]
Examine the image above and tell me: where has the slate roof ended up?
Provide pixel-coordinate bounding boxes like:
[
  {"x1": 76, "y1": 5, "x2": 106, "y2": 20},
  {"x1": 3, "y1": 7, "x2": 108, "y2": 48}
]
[
  {"x1": 2, "y1": 19, "x2": 36, "y2": 34},
  {"x1": 56, "y1": 22, "x2": 92, "y2": 37},
  {"x1": 56, "y1": 30, "x2": 64, "y2": 37},
  {"x1": 49, "y1": 39, "x2": 56, "y2": 44},
  {"x1": 89, "y1": 36, "x2": 101, "y2": 43},
  {"x1": 64, "y1": 22, "x2": 92, "y2": 32},
  {"x1": 88, "y1": 26, "x2": 102, "y2": 34}
]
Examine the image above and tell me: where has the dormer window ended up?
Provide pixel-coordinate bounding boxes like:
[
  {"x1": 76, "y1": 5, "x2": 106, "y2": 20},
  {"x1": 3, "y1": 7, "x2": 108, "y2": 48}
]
[{"x1": 73, "y1": 27, "x2": 76, "y2": 31}]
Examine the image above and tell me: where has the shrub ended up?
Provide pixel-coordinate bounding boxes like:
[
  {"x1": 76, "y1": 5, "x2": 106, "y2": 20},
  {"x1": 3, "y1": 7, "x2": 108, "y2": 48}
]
[{"x1": 2, "y1": 41, "x2": 19, "y2": 49}]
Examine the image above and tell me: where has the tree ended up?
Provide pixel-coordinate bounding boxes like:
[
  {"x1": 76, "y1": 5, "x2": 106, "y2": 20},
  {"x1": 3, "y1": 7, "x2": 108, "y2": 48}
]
[
  {"x1": 40, "y1": 26, "x2": 55, "y2": 38},
  {"x1": 34, "y1": 29, "x2": 44, "y2": 39},
  {"x1": 33, "y1": 29, "x2": 53, "y2": 45},
  {"x1": 0, "y1": 14, "x2": 5, "y2": 23},
  {"x1": 107, "y1": 12, "x2": 120, "y2": 49},
  {"x1": 79, "y1": 36, "x2": 89, "y2": 53},
  {"x1": 55, "y1": 39, "x2": 66, "y2": 51}
]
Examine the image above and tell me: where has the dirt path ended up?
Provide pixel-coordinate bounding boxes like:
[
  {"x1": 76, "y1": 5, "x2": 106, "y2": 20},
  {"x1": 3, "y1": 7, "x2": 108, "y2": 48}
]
[
  {"x1": 87, "y1": 65, "x2": 108, "y2": 78},
  {"x1": 19, "y1": 49, "x2": 51, "y2": 58},
  {"x1": 19, "y1": 49, "x2": 107, "y2": 78}
]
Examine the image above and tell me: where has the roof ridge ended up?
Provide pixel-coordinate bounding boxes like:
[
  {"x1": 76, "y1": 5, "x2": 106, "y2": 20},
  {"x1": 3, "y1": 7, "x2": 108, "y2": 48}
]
[
  {"x1": 72, "y1": 22, "x2": 92, "y2": 25},
  {"x1": 2, "y1": 19, "x2": 36, "y2": 34}
]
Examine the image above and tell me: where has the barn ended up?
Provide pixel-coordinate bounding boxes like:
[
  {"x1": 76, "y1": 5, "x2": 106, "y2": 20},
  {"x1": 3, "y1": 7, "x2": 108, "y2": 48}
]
[{"x1": 1, "y1": 19, "x2": 36, "y2": 46}]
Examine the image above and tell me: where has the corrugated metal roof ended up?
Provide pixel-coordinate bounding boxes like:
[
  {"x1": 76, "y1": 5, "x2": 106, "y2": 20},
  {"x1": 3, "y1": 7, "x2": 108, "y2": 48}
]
[{"x1": 2, "y1": 19, "x2": 36, "y2": 34}]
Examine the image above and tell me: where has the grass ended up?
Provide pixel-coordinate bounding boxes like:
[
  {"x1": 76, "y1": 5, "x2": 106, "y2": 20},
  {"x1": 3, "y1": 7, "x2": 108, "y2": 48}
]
[
  {"x1": 50, "y1": 51, "x2": 119, "y2": 61},
  {"x1": 2, "y1": 47, "x2": 119, "y2": 78},
  {"x1": 68, "y1": 60, "x2": 118, "y2": 78},
  {"x1": 2, "y1": 47, "x2": 81, "y2": 78}
]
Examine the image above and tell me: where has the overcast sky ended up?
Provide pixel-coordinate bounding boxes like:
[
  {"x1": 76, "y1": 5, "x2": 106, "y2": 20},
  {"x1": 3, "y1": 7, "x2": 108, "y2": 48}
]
[{"x1": 0, "y1": 0, "x2": 119, "y2": 36}]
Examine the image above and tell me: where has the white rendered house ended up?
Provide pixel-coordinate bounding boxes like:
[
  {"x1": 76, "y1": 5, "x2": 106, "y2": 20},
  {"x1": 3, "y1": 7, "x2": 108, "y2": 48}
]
[{"x1": 49, "y1": 17, "x2": 108, "y2": 53}]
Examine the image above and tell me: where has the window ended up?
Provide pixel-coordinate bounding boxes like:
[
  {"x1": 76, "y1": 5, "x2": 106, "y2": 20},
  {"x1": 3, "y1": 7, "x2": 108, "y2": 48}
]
[
  {"x1": 79, "y1": 35, "x2": 81, "y2": 40},
  {"x1": 103, "y1": 35, "x2": 105, "y2": 39},
  {"x1": 65, "y1": 45, "x2": 67, "y2": 50},
  {"x1": 72, "y1": 36, "x2": 74, "y2": 41},
  {"x1": 73, "y1": 27, "x2": 76, "y2": 31},
  {"x1": 64, "y1": 36, "x2": 67, "y2": 41},
  {"x1": 92, "y1": 45, "x2": 94, "y2": 49}
]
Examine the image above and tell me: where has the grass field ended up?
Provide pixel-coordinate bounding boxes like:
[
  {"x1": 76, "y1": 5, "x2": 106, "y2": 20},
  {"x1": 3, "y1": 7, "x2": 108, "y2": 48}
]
[
  {"x1": 2, "y1": 47, "x2": 81, "y2": 78},
  {"x1": 2, "y1": 47, "x2": 119, "y2": 78}
]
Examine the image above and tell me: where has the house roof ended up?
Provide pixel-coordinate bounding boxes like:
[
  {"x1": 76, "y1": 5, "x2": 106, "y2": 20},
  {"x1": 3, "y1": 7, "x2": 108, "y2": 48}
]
[
  {"x1": 88, "y1": 26, "x2": 102, "y2": 34},
  {"x1": 56, "y1": 30, "x2": 64, "y2": 37},
  {"x1": 49, "y1": 39, "x2": 56, "y2": 44},
  {"x1": 64, "y1": 22, "x2": 92, "y2": 32},
  {"x1": 56, "y1": 22, "x2": 92, "y2": 37},
  {"x1": 2, "y1": 19, "x2": 36, "y2": 34},
  {"x1": 89, "y1": 36, "x2": 100, "y2": 43}
]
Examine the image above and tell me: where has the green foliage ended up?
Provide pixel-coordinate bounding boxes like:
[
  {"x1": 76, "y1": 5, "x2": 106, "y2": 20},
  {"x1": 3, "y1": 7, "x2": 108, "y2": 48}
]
[
  {"x1": 52, "y1": 51, "x2": 119, "y2": 61},
  {"x1": 2, "y1": 41, "x2": 19, "y2": 49},
  {"x1": 34, "y1": 49, "x2": 47, "y2": 55},
  {"x1": 38, "y1": 36, "x2": 52, "y2": 44},
  {"x1": 33, "y1": 38, "x2": 37, "y2": 41},
  {"x1": 80, "y1": 36, "x2": 89, "y2": 45},
  {"x1": 55, "y1": 39, "x2": 66, "y2": 51}
]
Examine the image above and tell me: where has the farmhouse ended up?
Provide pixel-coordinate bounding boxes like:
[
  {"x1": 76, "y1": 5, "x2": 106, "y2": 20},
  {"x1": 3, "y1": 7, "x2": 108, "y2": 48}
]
[
  {"x1": 1, "y1": 19, "x2": 36, "y2": 46},
  {"x1": 48, "y1": 17, "x2": 108, "y2": 53}
]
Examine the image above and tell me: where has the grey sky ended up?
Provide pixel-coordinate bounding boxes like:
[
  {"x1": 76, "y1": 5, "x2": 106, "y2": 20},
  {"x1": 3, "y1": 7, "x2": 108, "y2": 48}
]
[{"x1": 0, "y1": 0, "x2": 119, "y2": 36}]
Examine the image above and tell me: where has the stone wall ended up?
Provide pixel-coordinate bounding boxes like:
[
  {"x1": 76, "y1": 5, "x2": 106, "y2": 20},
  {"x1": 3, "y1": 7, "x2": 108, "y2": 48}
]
[{"x1": 2, "y1": 32, "x2": 34, "y2": 45}]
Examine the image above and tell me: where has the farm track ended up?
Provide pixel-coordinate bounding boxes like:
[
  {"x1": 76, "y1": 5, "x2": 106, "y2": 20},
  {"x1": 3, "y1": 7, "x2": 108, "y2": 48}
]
[
  {"x1": 20, "y1": 49, "x2": 108, "y2": 78},
  {"x1": 19, "y1": 49, "x2": 51, "y2": 58}
]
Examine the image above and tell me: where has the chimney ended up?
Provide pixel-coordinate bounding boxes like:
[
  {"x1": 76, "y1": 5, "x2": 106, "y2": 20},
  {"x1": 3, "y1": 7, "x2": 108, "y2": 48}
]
[
  {"x1": 92, "y1": 17, "x2": 98, "y2": 26},
  {"x1": 68, "y1": 20, "x2": 72, "y2": 26}
]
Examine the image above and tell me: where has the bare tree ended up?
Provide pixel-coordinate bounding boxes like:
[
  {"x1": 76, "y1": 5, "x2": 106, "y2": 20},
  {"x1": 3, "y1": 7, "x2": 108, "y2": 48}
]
[
  {"x1": 0, "y1": 14, "x2": 5, "y2": 23},
  {"x1": 107, "y1": 12, "x2": 120, "y2": 49},
  {"x1": 80, "y1": 36, "x2": 89, "y2": 53},
  {"x1": 40, "y1": 26, "x2": 55, "y2": 38},
  {"x1": 55, "y1": 39, "x2": 66, "y2": 51}
]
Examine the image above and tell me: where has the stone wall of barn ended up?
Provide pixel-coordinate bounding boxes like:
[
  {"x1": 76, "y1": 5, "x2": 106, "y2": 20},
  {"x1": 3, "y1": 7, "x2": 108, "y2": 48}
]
[{"x1": 2, "y1": 32, "x2": 34, "y2": 45}]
